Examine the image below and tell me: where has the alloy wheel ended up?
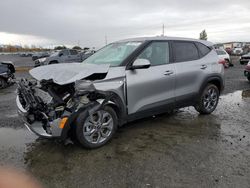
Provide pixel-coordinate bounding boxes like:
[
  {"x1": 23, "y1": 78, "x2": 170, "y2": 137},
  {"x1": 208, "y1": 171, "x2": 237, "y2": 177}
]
[
  {"x1": 203, "y1": 87, "x2": 218, "y2": 111},
  {"x1": 83, "y1": 110, "x2": 114, "y2": 144}
]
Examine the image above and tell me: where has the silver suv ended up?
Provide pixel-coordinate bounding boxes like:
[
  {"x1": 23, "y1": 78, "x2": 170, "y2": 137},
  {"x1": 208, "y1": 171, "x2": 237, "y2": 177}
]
[
  {"x1": 16, "y1": 37, "x2": 224, "y2": 148},
  {"x1": 35, "y1": 49, "x2": 81, "y2": 67}
]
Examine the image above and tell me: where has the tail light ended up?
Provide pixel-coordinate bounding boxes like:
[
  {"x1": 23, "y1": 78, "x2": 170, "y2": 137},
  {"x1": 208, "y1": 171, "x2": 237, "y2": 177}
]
[{"x1": 218, "y1": 59, "x2": 226, "y2": 65}]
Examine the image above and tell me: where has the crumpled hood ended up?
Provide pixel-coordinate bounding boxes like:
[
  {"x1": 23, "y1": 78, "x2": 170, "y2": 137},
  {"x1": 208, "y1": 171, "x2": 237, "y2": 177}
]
[{"x1": 29, "y1": 63, "x2": 110, "y2": 85}]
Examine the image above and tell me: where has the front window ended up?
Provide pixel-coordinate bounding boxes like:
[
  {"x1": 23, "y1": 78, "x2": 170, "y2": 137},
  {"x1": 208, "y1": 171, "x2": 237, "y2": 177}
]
[
  {"x1": 82, "y1": 41, "x2": 142, "y2": 66},
  {"x1": 136, "y1": 42, "x2": 170, "y2": 66}
]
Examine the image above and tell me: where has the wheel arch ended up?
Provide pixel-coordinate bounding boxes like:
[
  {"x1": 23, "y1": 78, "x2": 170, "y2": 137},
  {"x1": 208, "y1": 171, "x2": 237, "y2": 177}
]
[
  {"x1": 49, "y1": 60, "x2": 59, "y2": 64},
  {"x1": 199, "y1": 75, "x2": 224, "y2": 95},
  {"x1": 60, "y1": 92, "x2": 127, "y2": 140},
  {"x1": 104, "y1": 92, "x2": 127, "y2": 126}
]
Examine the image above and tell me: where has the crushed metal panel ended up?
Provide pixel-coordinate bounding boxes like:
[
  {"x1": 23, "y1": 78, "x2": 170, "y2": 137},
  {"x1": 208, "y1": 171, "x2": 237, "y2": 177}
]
[{"x1": 29, "y1": 63, "x2": 110, "y2": 85}]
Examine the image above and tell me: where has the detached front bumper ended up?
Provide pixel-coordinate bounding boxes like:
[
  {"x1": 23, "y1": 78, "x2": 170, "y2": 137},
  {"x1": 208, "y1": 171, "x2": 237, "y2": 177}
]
[{"x1": 16, "y1": 95, "x2": 65, "y2": 138}]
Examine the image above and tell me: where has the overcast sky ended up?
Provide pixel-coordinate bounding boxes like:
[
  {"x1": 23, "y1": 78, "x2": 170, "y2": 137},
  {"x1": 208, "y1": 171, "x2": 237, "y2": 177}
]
[{"x1": 0, "y1": 0, "x2": 250, "y2": 48}]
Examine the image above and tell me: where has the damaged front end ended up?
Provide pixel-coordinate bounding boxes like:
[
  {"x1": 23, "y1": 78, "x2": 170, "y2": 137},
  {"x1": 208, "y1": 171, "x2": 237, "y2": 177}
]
[{"x1": 16, "y1": 78, "x2": 114, "y2": 139}]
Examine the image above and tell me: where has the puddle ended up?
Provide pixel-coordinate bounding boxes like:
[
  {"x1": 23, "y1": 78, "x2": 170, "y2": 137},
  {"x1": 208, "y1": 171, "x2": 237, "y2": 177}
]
[{"x1": 0, "y1": 127, "x2": 37, "y2": 168}]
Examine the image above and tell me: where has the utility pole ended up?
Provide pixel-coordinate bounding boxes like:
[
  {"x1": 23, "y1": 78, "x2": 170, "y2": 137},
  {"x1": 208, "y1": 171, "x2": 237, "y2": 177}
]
[
  {"x1": 105, "y1": 35, "x2": 108, "y2": 45},
  {"x1": 162, "y1": 24, "x2": 165, "y2": 36}
]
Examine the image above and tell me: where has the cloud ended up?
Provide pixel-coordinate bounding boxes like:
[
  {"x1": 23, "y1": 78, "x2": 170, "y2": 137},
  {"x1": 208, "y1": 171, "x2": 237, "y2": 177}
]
[{"x1": 0, "y1": 0, "x2": 250, "y2": 47}]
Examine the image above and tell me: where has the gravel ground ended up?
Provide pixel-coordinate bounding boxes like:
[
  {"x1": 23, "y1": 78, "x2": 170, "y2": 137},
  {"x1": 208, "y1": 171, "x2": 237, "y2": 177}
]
[
  {"x1": 0, "y1": 54, "x2": 34, "y2": 67},
  {"x1": 0, "y1": 55, "x2": 249, "y2": 188},
  {"x1": 223, "y1": 56, "x2": 250, "y2": 94}
]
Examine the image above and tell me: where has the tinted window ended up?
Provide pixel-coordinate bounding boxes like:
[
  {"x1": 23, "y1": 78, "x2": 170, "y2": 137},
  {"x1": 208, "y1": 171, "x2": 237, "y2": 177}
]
[
  {"x1": 62, "y1": 50, "x2": 69, "y2": 56},
  {"x1": 137, "y1": 42, "x2": 169, "y2": 66},
  {"x1": 173, "y1": 42, "x2": 199, "y2": 62},
  {"x1": 70, "y1": 50, "x2": 78, "y2": 55},
  {"x1": 196, "y1": 42, "x2": 211, "y2": 56}
]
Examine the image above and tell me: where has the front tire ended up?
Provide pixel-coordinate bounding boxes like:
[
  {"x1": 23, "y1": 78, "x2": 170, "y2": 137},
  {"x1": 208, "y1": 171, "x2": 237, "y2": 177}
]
[
  {"x1": 75, "y1": 106, "x2": 118, "y2": 149},
  {"x1": 195, "y1": 84, "x2": 219, "y2": 114},
  {"x1": 247, "y1": 76, "x2": 250, "y2": 82}
]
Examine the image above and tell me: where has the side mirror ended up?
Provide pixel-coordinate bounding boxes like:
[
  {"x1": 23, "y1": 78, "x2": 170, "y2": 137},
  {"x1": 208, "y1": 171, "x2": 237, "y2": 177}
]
[
  {"x1": 131, "y1": 59, "x2": 151, "y2": 70},
  {"x1": 59, "y1": 52, "x2": 63, "y2": 57}
]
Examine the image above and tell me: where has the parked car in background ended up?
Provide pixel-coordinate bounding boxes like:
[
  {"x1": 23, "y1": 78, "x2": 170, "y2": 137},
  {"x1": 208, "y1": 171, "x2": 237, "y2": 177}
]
[
  {"x1": 20, "y1": 52, "x2": 33, "y2": 57},
  {"x1": 240, "y1": 52, "x2": 250, "y2": 65},
  {"x1": 80, "y1": 51, "x2": 95, "y2": 61},
  {"x1": 34, "y1": 49, "x2": 81, "y2": 67},
  {"x1": 32, "y1": 52, "x2": 50, "y2": 61},
  {"x1": 0, "y1": 61, "x2": 15, "y2": 89},
  {"x1": 233, "y1": 47, "x2": 243, "y2": 55},
  {"x1": 244, "y1": 62, "x2": 250, "y2": 81},
  {"x1": 216, "y1": 49, "x2": 232, "y2": 68},
  {"x1": 17, "y1": 37, "x2": 224, "y2": 148}
]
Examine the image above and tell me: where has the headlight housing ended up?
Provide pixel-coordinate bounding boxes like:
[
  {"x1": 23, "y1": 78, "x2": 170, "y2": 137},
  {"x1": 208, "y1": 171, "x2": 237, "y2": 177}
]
[{"x1": 39, "y1": 57, "x2": 46, "y2": 63}]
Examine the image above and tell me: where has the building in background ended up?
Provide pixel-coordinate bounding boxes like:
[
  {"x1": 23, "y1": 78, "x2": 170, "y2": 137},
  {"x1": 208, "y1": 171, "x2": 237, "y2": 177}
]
[{"x1": 215, "y1": 42, "x2": 250, "y2": 55}]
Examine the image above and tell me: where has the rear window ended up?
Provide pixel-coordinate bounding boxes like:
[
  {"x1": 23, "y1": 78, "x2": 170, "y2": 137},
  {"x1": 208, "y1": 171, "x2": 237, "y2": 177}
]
[
  {"x1": 216, "y1": 50, "x2": 227, "y2": 55},
  {"x1": 173, "y1": 41, "x2": 199, "y2": 62},
  {"x1": 196, "y1": 42, "x2": 211, "y2": 56}
]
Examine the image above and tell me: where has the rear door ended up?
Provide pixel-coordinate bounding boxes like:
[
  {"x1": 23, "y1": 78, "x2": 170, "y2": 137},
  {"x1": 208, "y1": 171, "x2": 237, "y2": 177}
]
[
  {"x1": 172, "y1": 41, "x2": 212, "y2": 103},
  {"x1": 126, "y1": 41, "x2": 176, "y2": 114}
]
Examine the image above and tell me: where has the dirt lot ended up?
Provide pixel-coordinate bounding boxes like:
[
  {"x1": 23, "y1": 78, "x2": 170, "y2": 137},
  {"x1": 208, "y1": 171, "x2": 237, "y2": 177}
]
[{"x1": 0, "y1": 55, "x2": 249, "y2": 188}]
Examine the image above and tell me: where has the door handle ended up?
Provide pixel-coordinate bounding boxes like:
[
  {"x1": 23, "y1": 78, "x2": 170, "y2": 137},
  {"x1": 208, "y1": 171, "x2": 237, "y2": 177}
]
[
  {"x1": 164, "y1": 70, "x2": 174, "y2": 76},
  {"x1": 200, "y1": 65, "x2": 207, "y2": 69}
]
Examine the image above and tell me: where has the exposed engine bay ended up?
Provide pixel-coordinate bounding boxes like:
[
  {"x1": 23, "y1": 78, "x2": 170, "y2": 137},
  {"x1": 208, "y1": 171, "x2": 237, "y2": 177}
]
[
  {"x1": 16, "y1": 77, "x2": 115, "y2": 138},
  {"x1": 16, "y1": 62, "x2": 126, "y2": 145}
]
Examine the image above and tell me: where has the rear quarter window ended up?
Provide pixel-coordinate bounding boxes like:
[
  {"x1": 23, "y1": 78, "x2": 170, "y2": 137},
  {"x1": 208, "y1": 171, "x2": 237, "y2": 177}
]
[{"x1": 196, "y1": 42, "x2": 211, "y2": 57}]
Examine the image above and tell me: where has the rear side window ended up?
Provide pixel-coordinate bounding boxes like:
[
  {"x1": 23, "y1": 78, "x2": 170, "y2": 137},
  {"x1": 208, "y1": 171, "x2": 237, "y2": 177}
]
[
  {"x1": 173, "y1": 41, "x2": 199, "y2": 62},
  {"x1": 62, "y1": 50, "x2": 69, "y2": 56},
  {"x1": 196, "y1": 42, "x2": 211, "y2": 56},
  {"x1": 70, "y1": 50, "x2": 78, "y2": 55}
]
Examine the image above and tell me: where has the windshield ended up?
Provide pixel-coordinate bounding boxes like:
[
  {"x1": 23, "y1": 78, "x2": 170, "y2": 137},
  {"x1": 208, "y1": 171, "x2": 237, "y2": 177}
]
[{"x1": 82, "y1": 41, "x2": 142, "y2": 66}]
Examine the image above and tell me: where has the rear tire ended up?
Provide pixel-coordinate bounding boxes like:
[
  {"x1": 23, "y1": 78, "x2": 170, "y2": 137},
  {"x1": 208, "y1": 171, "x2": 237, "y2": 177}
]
[
  {"x1": 0, "y1": 77, "x2": 7, "y2": 89},
  {"x1": 75, "y1": 106, "x2": 118, "y2": 149},
  {"x1": 195, "y1": 84, "x2": 219, "y2": 114}
]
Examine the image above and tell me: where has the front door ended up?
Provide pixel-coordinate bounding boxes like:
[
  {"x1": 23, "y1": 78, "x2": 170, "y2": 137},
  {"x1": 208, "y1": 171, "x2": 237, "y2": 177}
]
[{"x1": 126, "y1": 41, "x2": 176, "y2": 114}]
